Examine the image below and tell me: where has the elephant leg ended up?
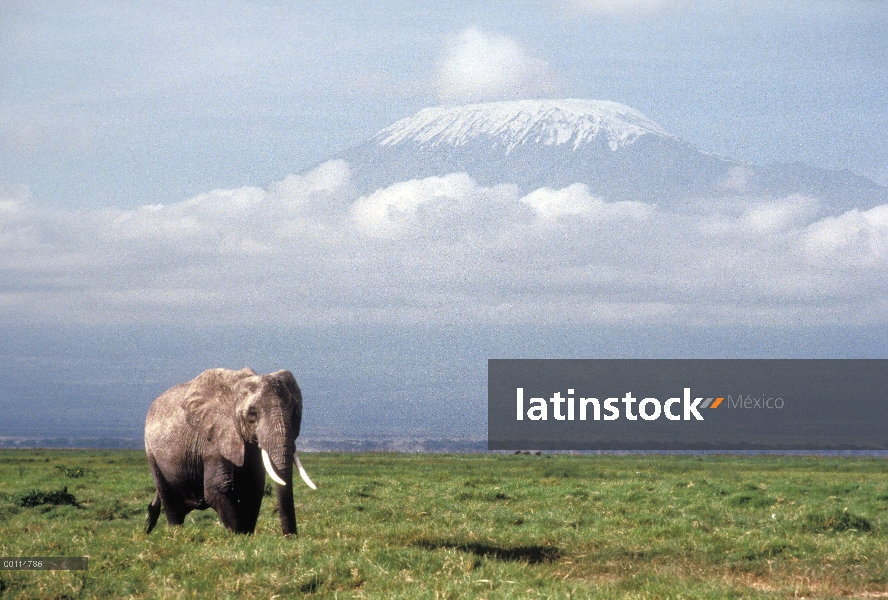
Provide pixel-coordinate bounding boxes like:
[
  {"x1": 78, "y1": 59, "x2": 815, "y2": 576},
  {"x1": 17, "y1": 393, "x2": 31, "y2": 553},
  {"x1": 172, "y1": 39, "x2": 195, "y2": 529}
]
[
  {"x1": 163, "y1": 502, "x2": 189, "y2": 526},
  {"x1": 237, "y1": 494, "x2": 262, "y2": 534},
  {"x1": 148, "y1": 454, "x2": 191, "y2": 527},
  {"x1": 145, "y1": 493, "x2": 162, "y2": 534},
  {"x1": 204, "y1": 458, "x2": 248, "y2": 533},
  {"x1": 206, "y1": 488, "x2": 242, "y2": 532},
  {"x1": 234, "y1": 476, "x2": 263, "y2": 534},
  {"x1": 238, "y1": 477, "x2": 266, "y2": 534},
  {"x1": 234, "y1": 454, "x2": 266, "y2": 534}
]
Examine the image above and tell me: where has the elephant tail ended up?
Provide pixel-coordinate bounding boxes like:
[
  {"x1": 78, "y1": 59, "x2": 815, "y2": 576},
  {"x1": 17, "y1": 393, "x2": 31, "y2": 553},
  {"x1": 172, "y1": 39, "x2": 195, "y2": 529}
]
[{"x1": 145, "y1": 493, "x2": 162, "y2": 534}]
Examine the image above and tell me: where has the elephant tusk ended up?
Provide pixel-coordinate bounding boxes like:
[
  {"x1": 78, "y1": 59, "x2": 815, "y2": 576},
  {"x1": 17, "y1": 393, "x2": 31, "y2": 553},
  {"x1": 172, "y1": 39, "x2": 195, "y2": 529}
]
[
  {"x1": 294, "y1": 451, "x2": 317, "y2": 490},
  {"x1": 261, "y1": 448, "x2": 287, "y2": 486}
]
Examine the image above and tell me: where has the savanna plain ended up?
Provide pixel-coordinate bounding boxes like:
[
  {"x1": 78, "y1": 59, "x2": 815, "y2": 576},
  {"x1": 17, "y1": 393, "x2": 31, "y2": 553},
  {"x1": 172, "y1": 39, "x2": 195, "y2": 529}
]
[{"x1": 0, "y1": 451, "x2": 886, "y2": 599}]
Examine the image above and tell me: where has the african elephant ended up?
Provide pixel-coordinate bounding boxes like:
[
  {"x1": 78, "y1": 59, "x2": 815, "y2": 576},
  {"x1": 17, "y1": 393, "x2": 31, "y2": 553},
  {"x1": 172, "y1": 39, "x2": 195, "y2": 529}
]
[{"x1": 144, "y1": 367, "x2": 315, "y2": 536}]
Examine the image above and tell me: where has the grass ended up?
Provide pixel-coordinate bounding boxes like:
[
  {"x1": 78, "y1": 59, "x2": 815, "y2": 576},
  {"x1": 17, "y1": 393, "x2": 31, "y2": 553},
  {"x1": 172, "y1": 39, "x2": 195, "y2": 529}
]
[{"x1": 0, "y1": 451, "x2": 886, "y2": 598}]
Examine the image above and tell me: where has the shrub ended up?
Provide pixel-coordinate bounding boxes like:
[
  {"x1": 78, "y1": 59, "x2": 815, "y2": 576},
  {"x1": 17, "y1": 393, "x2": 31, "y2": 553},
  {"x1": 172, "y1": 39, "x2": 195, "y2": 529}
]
[{"x1": 16, "y1": 487, "x2": 79, "y2": 508}]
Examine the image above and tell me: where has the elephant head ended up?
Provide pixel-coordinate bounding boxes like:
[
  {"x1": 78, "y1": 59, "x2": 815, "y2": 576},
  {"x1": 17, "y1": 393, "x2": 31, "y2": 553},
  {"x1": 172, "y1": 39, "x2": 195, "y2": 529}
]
[{"x1": 182, "y1": 367, "x2": 315, "y2": 535}]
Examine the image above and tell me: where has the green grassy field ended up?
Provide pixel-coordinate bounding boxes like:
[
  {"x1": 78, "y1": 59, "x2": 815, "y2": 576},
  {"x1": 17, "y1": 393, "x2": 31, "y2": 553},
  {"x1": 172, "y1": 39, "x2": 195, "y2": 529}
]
[{"x1": 1, "y1": 451, "x2": 887, "y2": 599}]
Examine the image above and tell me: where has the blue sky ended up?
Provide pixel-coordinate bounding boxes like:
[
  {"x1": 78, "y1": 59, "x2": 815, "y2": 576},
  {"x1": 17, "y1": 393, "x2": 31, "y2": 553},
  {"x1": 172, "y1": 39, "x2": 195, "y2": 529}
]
[
  {"x1": 3, "y1": 1, "x2": 886, "y2": 212},
  {"x1": 1, "y1": 1, "x2": 887, "y2": 440}
]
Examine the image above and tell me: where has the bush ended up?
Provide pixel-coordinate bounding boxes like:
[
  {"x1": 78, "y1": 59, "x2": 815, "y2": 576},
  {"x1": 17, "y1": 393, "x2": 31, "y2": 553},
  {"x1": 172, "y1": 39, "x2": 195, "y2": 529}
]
[{"x1": 16, "y1": 487, "x2": 79, "y2": 508}]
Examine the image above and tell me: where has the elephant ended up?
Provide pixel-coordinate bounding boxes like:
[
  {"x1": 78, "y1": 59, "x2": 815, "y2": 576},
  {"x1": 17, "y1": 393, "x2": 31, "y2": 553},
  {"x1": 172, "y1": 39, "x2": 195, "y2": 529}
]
[{"x1": 144, "y1": 367, "x2": 315, "y2": 536}]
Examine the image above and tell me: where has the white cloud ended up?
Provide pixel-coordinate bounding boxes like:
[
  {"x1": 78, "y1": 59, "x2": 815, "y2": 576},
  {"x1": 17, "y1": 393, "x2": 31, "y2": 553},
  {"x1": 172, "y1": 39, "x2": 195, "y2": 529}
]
[
  {"x1": 738, "y1": 196, "x2": 820, "y2": 233},
  {"x1": 520, "y1": 183, "x2": 653, "y2": 221},
  {"x1": 2, "y1": 163, "x2": 887, "y2": 327},
  {"x1": 351, "y1": 173, "x2": 478, "y2": 237},
  {"x1": 433, "y1": 27, "x2": 560, "y2": 103},
  {"x1": 804, "y1": 205, "x2": 888, "y2": 267},
  {"x1": 350, "y1": 173, "x2": 522, "y2": 238},
  {"x1": 269, "y1": 159, "x2": 353, "y2": 207}
]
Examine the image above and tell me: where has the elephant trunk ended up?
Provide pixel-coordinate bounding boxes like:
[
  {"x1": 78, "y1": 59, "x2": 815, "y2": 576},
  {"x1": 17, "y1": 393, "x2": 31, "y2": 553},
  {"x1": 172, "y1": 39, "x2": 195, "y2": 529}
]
[
  {"x1": 274, "y1": 471, "x2": 297, "y2": 536},
  {"x1": 263, "y1": 446, "x2": 297, "y2": 536}
]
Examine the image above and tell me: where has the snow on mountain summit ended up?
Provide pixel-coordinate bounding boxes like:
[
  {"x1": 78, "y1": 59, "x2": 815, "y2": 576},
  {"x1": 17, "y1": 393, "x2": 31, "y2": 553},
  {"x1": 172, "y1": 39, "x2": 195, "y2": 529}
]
[
  {"x1": 332, "y1": 98, "x2": 886, "y2": 211},
  {"x1": 373, "y1": 99, "x2": 674, "y2": 153}
]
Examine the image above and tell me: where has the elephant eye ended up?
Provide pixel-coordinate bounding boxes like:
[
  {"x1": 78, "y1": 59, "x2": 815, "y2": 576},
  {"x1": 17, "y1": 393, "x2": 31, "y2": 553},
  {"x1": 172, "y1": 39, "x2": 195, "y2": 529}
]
[{"x1": 246, "y1": 407, "x2": 258, "y2": 423}]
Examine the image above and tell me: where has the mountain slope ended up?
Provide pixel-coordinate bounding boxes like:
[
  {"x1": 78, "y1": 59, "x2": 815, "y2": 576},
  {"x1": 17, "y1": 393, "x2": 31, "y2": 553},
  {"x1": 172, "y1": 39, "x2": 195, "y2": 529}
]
[{"x1": 333, "y1": 99, "x2": 886, "y2": 211}]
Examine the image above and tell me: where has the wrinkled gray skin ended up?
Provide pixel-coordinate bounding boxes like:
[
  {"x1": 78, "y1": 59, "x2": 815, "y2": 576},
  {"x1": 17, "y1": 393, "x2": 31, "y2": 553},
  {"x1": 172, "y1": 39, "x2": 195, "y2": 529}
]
[{"x1": 145, "y1": 368, "x2": 302, "y2": 535}]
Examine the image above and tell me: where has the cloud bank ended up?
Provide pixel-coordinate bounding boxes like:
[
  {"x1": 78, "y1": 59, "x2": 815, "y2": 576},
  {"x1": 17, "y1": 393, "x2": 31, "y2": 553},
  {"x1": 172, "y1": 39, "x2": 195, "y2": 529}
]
[
  {"x1": 2, "y1": 163, "x2": 887, "y2": 327},
  {"x1": 433, "y1": 27, "x2": 560, "y2": 103}
]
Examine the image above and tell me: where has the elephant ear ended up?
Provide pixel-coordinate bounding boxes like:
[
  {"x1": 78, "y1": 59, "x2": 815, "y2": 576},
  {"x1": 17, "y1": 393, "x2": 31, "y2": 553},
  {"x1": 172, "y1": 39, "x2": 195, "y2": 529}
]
[
  {"x1": 272, "y1": 370, "x2": 302, "y2": 438},
  {"x1": 183, "y1": 368, "x2": 256, "y2": 467}
]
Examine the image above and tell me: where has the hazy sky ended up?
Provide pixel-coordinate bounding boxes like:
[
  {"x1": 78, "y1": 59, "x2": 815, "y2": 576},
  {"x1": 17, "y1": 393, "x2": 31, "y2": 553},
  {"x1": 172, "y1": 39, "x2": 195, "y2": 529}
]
[
  {"x1": 2, "y1": 1, "x2": 888, "y2": 441},
  {"x1": 3, "y1": 1, "x2": 886, "y2": 210},
  {"x1": 1, "y1": 1, "x2": 887, "y2": 331}
]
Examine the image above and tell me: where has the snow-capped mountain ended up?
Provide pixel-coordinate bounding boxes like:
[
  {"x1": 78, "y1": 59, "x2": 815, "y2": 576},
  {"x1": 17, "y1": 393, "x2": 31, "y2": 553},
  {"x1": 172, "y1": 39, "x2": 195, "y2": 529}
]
[
  {"x1": 373, "y1": 99, "x2": 674, "y2": 153},
  {"x1": 334, "y1": 99, "x2": 886, "y2": 211}
]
